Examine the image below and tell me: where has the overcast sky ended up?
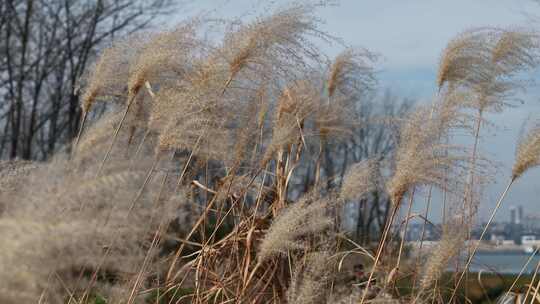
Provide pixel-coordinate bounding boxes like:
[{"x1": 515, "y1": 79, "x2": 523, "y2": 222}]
[{"x1": 175, "y1": 0, "x2": 540, "y2": 223}]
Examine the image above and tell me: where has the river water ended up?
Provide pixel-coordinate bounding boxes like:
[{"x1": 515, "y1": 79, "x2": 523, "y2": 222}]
[{"x1": 463, "y1": 252, "x2": 540, "y2": 274}]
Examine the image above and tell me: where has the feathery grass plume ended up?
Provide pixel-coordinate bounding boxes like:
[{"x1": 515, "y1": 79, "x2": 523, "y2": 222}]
[
  {"x1": 149, "y1": 48, "x2": 235, "y2": 161},
  {"x1": 340, "y1": 159, "x2": 378, "y2": 201},
  {"x1": 263, "y1": 80, "x2": 320, "y2": 162},
  {"x1": 314, "y1": 99, "x2": 356, "y2": 140},
  {"x1": 153, "y1": 79, "x2": 269, "y2": 166},
  {"x1": 76, "y1": 38, "x2": 143, "y2": 149},
  {"x1": 74, "y1": 111, "x2": 127, "y2": 159},
  {"x1": 147, "y1": 87, "x2": 178, "y2": 132},
  {"x1": 74, "y1": 108, "x2": 154, "y2": 167},
  {"x1": 0, "y1": 150, "x2": 183, "y2": 303},
  {"x1": 222, "y1": 3, "x2": 328, "y2": 85},
  {"x1": 228, "y1": 85, "x2": 270, "y2": 168},
  {"x1": 438, "y1": 29, "x2": 539, "y2": 113},
  {"x1": 315, "y1": 83, "x2": 361, "y2": 140},
  {"x1": 386, "y1": 101, "x2": 465, "y2": 205},
  {"x1": 492, "y1": 29, "x2": 540, "y2": 75},
  {"x1": 472, "y1": 29, "x2": 540, "y2": 113},
  {"x1": 258, "y1": 194, "x2": 332, "y2": 262},
  {"x1": 419, "y1": 217, "x2": 466, "y2": 290},
  {"x1": 437, "y1": 28, "x2": 496, "y2": 91},
  {"x1": 153, "y1": 5, "x2": 333, "y2": 162},
  {"x1": 327, "y1": 48, "x2": 377, "y2": 98},
  {"x1": 156, "y1": 85, "x2": 233, "y2": 161},
  {"x1": 128, "y1": 22, "x2": 199, "y2": 98},
  {"x1": 438, "y1": 86, "x2": 475, "y2": 129},
  {"x1": 0, "y1": 160, "x2": 38, "y2": 200},
  {"x1": 316, "y1": 49, "x2": 377, "y2": 140},
  {"x1": 512, "y1": 120, "x2": 540, "y2": 180},
  {"x1": 275, "y1": 80, "x2": 320, "y2": 125},
  {"x1": 80, "y1": 38, "x2": 138, "y2": 115},
  {"x1": 286, "y1": 251, "x2": 332, "y2": 304}
]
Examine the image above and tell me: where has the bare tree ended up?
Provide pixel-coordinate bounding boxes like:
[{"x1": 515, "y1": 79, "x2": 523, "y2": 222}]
[
  {"x1": 348, "y1": 90, "x2": 412, "y2": 244},
  {"x1": 0, "y1": 0, "x2": 175, "y2": 160}
]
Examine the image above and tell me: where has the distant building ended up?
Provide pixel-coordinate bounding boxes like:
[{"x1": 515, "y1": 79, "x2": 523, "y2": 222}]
[
  {"x1": 510, "y1": 206, "x2": 517, "y2": 225},
  {"x1": 518, "y1": 206, "x2": 524, "y2": 224},
  {"x1": 491, "y1": 233, "x2": 506, "y2": 245},
  {"x1": 524, "y1": 214, "x2": 540, "y2": 230},
  {"x1": 521, "y1": 235, "x2": 540, "y2": 246}
]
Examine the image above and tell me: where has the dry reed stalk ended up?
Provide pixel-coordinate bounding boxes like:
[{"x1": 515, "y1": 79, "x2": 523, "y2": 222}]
[
  {"x1": 361, "y1": 97, "x2": 464, "y2": 304},
  {"x1": 286, "y1": 251, "x2": 331, "y2": 304},
  {"x1": 266, "y1": 81, "x2": 319, "y2": 214},
  {"x1": 410, "y1": 185, "x2": 433, "y2": 296},
  {"x1": 461, "y1": 108, "x2": 483, "y2": 299},
  {"x1": 79, "y1": 158, "x2": 164, "y2": 300},
  {"x1": 419, "y1": 217, "x2": 466, "y2": 292},
  {"x1": 436, "y1": 28, "x2": 540, "y2": 300},
  {"x1": 504, "y1": 247, "x2": 540, "y2": 299},
  {"x1": 75, "y1": 38, "x2": 137, "y2": 152},
  {"x1": 358, "y1": 203, "x2": 400, "y2": 304},
  {"x1": 164, "y1": 134, "x2": 210, "y2": 281},
  {"x1": 125, "y1": 151, "x2": 179, "y2": 304},
  {"x1": 394, "y1": 187, "x2": 415, "y2": 276},
  {"x1": 1, "y1": 4, "x2": 368, "y2": 303},
  {"x1": 448, "y1": 178, "x2": 514, "y2": 303},
  {"x1": 447, "y1": 117, "x2": 540, "y2": 302},
  {"x1": 523, "y1": 260, "x2": 540, "y2": 303},
  {"x1": 528, "y1": 268, "x2": 540, "y2": 304},
  {"x1": 96, "y1": 95, "x2": 138, "y2": 177}
]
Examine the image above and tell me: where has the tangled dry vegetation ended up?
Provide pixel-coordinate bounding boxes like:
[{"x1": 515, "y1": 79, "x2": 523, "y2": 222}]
[{"x1": 2, "y1": 4, "x2": 540, "y2": 304}]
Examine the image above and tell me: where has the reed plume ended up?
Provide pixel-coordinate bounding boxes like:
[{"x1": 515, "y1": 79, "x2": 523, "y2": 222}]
[
  {"x1": 438, "y1": 29, "x2": 539, "y2": 113},
  {"x1": 286, "y1": 251, "x2": 332, "y2": 304},
  {"x1": 386, "y1": 102, "x2": 463, "y2": 205},
  {"x1": 340, "y1": 159, "x2": 378, "y2": 201},
  {"x1": 258, "y1": 194, "x2": 332, "y2": 262},
  {"x1": 492, "y1": 29, "x2": 540, "y2": 75},
  {"x1": 222, "y1": 3, "x2": 325, "y2": 85},
  {"x1": 78, "y1": 37, "x2": 144, "y2": 133},
  {"x1": 474, "y1": 29, "x2": 540, "y2": 113},
  {"x1": 0, "y1": 160, "x2": 38, "y2": 198},
  {"x1": 437, "y1": 29, "x2": 495, "y2": 91},
  {"x1": 419, "y1": 217, "x2": 466, "y2": 290},
  {"x1": 360, "y1": 97, "x2": 466, "y2": 304},
  {"x1": 75, "y1": 38, "x2": 142, "y2": 151},
  {"x1": 0, "y1": 156, "x2": 182, "y2": 303},
  {"x1": 513, "y1": 120, "x2": 540, "y2": 180},
  {"x1": 128, "y1": 22, "x2": 198, "y2": 98},
  {"x1": 311, "y1": 50, "x2": 375, "y2": 141},
  {"x1": 327, "y1": 48, "x2": 376, "y2": 98}
]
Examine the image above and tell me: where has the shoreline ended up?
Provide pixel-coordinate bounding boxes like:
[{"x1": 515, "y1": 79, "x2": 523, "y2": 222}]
[{"x1": 410, "y1": 241, "x2": 538, "y2": 254}]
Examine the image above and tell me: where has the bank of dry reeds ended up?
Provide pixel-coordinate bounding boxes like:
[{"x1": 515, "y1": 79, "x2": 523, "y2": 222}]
[{"x1": 2, "y1": 4, "x2": 540, "y2": 304}]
